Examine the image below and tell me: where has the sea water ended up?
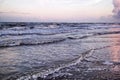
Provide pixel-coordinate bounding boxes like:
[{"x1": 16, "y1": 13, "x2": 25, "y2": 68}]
[{"x1": 0, "y1": 23, "x2": 120, "y2": 80}]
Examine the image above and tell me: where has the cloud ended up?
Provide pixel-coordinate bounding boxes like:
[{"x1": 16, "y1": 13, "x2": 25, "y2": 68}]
[
  {"x1": 113, "y1": 0, "x2": 120, "y2": 19},
  {"x1": 0, "y1": 0, "x2": 6, "y2": 5},
  {"x1": 0, "y1": 11, "x2": 34, "y2": 22},
  {"x1": 0, "y1": 0, "x2": 4, "y2": 3},
  {"x1": 0, "y1": 11, "x2": 30, "y2": 14}
]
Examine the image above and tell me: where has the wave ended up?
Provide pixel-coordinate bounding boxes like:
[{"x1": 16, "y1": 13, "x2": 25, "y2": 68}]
[
  {"x1": 67, "y1": 31, "x2": 120, "y2": 40},
  {"x1": 1, "y1": 30, "x2": 120, "y2": 47},
  {"x1": 0, "y1": 34, "x2": 94, "y2": 47},
  {"x1": 67, "y1": 35, "x2": 90, "y2": 39},
  {"x1": 0, "y1": 36, "x2": 66, "y2": 47},
  {"x1": 16, "y1": 50, "x2": 93, "y2": 80},
  {"x1": 0, "y1": 32, "x2": 56, "y2": 37},
  {"x1": 93, "y1": 31, "x2": 120, "y2": 36},
  {"x1": 0, "y1": 29, "x2": 58, "y2": 37}
]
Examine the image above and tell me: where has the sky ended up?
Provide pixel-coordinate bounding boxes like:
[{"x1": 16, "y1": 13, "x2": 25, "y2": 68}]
[{"x1": 0, "y1": 0, "x2": 119, "y2": 22}]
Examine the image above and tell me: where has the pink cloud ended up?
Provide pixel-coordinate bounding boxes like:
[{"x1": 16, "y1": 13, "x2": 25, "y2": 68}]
[{"x1": 113, "y1": 0, "x2": 120, "y2": 19}]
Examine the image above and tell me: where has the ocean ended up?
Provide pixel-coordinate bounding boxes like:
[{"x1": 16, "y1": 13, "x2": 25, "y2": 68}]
[{"x1": 0, "y1": 22, "x2": 120, "y2": 80}]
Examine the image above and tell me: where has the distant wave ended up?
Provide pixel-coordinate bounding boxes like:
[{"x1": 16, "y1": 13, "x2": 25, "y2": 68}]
[
  {"x1": 0, "y1": 29, "x2": 58, "y2": 37},
  {"x1": 0, "y1": 28, "x2": 72, "y2": 37},
  {"x1": 68, "y1": 31, "x2": 120, "y2": 40},
  {"x1": 0, "y1": 32, "x2": 56, "y2": 37},
  {"x1": 93, "y1": 31, "x2": 120, "y2": 36}
]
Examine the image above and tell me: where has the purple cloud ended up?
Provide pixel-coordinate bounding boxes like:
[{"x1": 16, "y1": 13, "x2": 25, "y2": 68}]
[{"x1": 113, "y1": 0, "x2": 120, "y2": 19}]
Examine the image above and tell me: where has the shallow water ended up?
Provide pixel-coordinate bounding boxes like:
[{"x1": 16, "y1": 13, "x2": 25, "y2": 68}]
[{"x1": 0, "y1": 23, "x2": 120, "y2": 80}]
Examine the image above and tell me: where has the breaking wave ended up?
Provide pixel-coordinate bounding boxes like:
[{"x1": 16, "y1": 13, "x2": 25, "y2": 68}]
[
  {"x1": 0, "y1": 36, "x2": 66, "y2": 47},
  {"x1": 1, "y1": 30, "x2": 120, "y2": 47},
  {"x1": 16, "y1": 50, "x2": 93, "y2": 80}
]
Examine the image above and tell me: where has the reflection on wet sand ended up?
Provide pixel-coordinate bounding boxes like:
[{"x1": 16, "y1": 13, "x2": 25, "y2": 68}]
[
  {"x1": 0, "y1": 48, "x2": 19, "y2": 79},
  {"x1": 109, "y1": 28, "x2": 120, "y2": 71},
  {"x1": 0, "y1": 48, "x2": 18, "y2": 64},
  {"x1": 111, "y1": 46, "x2": 120, "y2": 62}
]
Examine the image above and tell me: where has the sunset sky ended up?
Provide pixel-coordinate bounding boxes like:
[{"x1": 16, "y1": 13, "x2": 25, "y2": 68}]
[{"x1": 0, "y1": 0, "x2": 119, "y2": 22}]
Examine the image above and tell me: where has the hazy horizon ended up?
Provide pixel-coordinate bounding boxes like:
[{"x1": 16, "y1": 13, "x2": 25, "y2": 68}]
[{"x1": 0, "y1": 0, "x2": 120, "y2": 22}]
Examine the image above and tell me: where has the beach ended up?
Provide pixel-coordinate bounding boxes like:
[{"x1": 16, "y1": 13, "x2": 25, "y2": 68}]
[{"x1": 0, "y1": 23, "x2": 120, "y2": 80}]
